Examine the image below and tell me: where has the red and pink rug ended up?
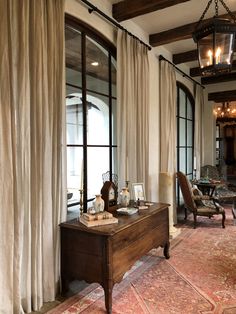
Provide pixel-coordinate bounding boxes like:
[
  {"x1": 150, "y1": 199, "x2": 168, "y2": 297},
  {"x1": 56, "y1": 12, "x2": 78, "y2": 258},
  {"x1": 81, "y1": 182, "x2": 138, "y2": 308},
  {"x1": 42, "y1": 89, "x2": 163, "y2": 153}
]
[{"x1": 48, "y1": 208, "x2": 236, "y2": 314}]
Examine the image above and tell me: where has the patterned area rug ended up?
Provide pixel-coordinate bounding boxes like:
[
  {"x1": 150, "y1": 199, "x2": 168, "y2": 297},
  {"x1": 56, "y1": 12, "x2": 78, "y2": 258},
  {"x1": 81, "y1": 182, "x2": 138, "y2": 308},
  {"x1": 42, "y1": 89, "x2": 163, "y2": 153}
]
[{"x1": 47, "y1": 208, "x2": 236, "y2": 314}]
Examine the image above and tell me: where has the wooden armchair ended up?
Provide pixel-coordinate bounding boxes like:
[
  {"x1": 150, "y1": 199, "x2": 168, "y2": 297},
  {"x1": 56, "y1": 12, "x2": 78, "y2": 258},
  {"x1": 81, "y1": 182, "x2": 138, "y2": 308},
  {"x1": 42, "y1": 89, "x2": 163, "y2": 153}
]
[
  {"x1": 177, "y1": 171, "x2": 225, "y2": 228},
  {"x1": 201, "y1": 165, "x2": 221, "y2": 180},
  {"x1": 200, "y1": 165, "x2": 236, "y2": 218}
]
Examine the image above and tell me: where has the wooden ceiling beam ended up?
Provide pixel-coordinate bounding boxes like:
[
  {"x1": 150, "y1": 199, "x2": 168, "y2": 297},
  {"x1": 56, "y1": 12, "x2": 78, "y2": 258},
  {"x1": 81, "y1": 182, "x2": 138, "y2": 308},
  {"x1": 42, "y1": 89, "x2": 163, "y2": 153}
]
[
  {"x1": 112, "y1": 0, "x2": 190, "y2": 22},
  {"x1": 173, "y1": 50, "x2": 198, "y2": 64},
  {"x1": 149, "y1": 11, "x2": 236, "y2": 47},
  {"x1": 150, "y1": 22, "x2": 194, "y2": 47},
  {"x1": 201, "y1": 72, "x2": 236, "y2": 85},
  {"x1": 208, "y1": 90, "x2": 236, "y2": 103},
  {"x1": 190, "y1": 67, "x2": 202, "y2": 77}
]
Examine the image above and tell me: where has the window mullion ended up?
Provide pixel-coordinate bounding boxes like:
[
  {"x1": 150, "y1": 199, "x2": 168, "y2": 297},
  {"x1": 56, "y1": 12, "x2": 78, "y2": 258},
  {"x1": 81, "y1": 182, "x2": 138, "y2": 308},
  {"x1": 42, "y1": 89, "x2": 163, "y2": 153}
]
[
  {"x1": 108, "y1": 52, "x2": 113, "y2": 181},
  {"x1": 82, "y1": 32, "x2": 88, "y2": 211}
]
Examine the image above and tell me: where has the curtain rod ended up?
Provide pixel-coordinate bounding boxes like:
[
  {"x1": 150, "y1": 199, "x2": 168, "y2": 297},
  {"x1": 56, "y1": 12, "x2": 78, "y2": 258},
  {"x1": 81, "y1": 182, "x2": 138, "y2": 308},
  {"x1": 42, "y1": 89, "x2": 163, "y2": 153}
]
[
  {"x1": 159, "y1": 55, "x2": 205, "y2": 89},
  {"x1": 79, "y1": 0, "x2": 152, "y2": 51}
]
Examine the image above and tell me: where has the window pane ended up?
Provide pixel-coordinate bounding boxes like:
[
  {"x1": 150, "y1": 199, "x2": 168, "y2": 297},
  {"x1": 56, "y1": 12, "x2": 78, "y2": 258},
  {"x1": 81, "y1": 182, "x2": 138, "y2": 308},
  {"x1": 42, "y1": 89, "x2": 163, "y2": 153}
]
[
  {"x1": 66, "y1": 92, "x2": 83, "y2": 145},
  {"x1": 67, "y1": 147, "x2": 83, "y2": 198},
  {"x1": 179, "y1": 89, "x2": 186, "y2": 117},
  {"x1": 87, "y1": 92, "x2": 109, "y2": 145},
  {"x1": 87, "y1": 147, "x2": 109, "y2": 198},
  {"x1": 179, "y1": 118, "x2": 186, "y2": 146},
  {"x1": 86, "y1": 36, "x2": 109, "y2": 95},
  {"x1": 66, "y1": 68, "x2": 82, "y2": 90},
  {"x1": 179, "y1": 148, "x2": 186, "y2": 172},
  {"x1": 187, "y1": 148, "x2": 193, "y2": 173},
  {"x1": 65, "y1": 26, "x2": 82, "y2": 87},
  {"x1": 187, "y1": 98, "x2": 192, "y2": 119},
  {"x1": 66, "y1": 84, "x2": 81, "y2": 98},
  {"x1": 187, "y1": 173, "x2": 193, "y2": 181},
  {"x1": 187, "y1": 121, "x2": 193, "y2": 146}
]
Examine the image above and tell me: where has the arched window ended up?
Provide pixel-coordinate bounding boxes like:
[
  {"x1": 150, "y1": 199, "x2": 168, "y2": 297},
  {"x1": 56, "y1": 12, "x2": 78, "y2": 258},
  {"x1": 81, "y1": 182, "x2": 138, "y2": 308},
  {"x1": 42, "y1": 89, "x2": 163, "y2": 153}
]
[
  {"x1": 176, "y1": 82, "x2": 195, "y2": 206},
  {"x1": 65, "y1": 15, "x2": 117, "y2": 211}
]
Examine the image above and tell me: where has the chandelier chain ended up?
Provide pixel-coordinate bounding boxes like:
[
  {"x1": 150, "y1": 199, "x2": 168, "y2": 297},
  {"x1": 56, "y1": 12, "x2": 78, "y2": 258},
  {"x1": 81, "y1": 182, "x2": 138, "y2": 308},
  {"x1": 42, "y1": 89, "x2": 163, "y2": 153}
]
[
  {"x1": 214, "y1": 0, "x2": 218, "y2": 17},
  {"x1": 219, "y1": 0, "x2": 236, "y2": 22},
  {"x1": 195, "y1": 0, "x2": 236, "y2": 29},
  {"x1": 195, "y1": 0, "x2": 213, "y2": 29}
]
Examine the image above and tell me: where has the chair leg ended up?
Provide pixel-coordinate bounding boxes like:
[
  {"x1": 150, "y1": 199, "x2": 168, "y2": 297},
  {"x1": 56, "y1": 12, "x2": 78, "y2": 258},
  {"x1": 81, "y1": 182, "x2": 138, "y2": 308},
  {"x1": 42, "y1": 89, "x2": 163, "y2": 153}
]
[
  {"x1": 193, "y1": 214, "x2": 197, "y2": 229},
  {"x1": 184, "y1": 207, "x2": 187, "y2": 220},
  {"x1": 222, "y1": 212, "x2": 225, "y2": 228},
  {"x1": 232, "y1": 199, "x2": 236, "y2": 225}
]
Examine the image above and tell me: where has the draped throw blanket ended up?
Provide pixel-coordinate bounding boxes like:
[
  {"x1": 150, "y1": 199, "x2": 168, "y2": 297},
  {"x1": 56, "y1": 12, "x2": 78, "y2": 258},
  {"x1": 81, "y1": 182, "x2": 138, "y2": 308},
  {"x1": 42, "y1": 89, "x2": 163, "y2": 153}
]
[
  {"x1": 117, "y1": 29, "x2": 149, "y2": 195},
  {"x1": 0, "y1": 1, "x2": 66, "y2": 313}
]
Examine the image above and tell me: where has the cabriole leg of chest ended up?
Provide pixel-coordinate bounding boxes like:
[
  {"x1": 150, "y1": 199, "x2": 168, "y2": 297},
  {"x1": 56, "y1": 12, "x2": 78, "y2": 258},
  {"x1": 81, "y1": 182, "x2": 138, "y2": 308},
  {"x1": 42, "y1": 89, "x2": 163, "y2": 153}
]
[
  {"x1": 102, "y1": 237, "x2": 114, "y2": 314},
  {"x1": 164, "y1": 240, "x2": 170, "y2": 259}
]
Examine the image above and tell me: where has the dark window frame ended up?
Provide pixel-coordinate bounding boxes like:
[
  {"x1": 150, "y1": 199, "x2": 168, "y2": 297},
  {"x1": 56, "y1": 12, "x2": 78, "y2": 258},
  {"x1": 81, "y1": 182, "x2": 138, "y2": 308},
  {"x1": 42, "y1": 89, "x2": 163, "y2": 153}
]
[
  {"x1": 176, "y1": 82, "x2": 195, "y2": 207},
  {"x1": 65, "y1": 14, "x2": 117, "y2": 211}
]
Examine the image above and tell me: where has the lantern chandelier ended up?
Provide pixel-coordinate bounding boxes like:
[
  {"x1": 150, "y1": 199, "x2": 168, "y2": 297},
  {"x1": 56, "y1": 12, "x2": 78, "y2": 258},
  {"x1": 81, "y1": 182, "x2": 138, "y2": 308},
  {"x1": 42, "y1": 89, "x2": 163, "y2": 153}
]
[
  {"x1": 192, "y1": 0, "x2": 236, "y2": 76},
  {"x1": 214, "y1": 102, "x2": 236, "y2": 118}
]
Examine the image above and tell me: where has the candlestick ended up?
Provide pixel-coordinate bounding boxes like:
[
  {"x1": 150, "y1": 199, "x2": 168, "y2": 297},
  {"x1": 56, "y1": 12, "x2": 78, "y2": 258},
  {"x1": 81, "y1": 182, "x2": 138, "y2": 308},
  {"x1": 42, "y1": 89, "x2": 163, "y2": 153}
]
[
  {"x1": 79, "y1": 189, "x2": 83, "y2": 216},
  {"x1": 215, "y1": 47, "x2": 221, "y2": 64},
  {"x1": 193, "y1": 169, "x2": 196, "y2": 181},
  {"x1": 194, "y1": 156, "x2": 196, "y2": 170},
  {"x1": 207, "y1": 49, "x2": 213, "y2": 65},
  {"x1": 80, "y1": 159, "x2": 83, "y2": 190},
  {"x1": 126, "y1": 156, "x2": 129, "y2": 181}
]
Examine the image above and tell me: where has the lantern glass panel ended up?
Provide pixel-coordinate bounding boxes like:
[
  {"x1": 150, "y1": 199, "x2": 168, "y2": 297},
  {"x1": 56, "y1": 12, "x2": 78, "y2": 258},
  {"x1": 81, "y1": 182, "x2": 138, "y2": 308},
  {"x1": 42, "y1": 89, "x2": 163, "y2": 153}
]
[
  {"x1": 198, "y1": 34, "x2": 213, "y2": 68},
  {"x1": 215, "y1": 33, "x2": 234, "y2": 65}
]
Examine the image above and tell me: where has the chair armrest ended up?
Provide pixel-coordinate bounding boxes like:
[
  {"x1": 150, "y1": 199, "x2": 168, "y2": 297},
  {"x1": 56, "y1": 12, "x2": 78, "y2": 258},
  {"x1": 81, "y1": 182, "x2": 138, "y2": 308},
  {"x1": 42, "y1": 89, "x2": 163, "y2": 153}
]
[{"x1": 192, "y1": 195, "x2": 210, "y2": 201}]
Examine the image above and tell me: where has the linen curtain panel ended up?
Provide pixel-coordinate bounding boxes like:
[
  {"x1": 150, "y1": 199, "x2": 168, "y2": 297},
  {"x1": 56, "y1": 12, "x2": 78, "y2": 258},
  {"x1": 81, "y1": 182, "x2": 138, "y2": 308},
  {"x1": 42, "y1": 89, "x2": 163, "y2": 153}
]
[
  {"x1": 194, "y1": 84, "x2": 204, "y2": 179},
  {"x1": 0, "y1": 1, "x2": 66, "y2": 313},
  {"x1": 159, "y1": 60, "x2": 177, "y2": 225},
  {"x1": 159, "y1": 60, "x2": 177, "y2": 174},
  {"x1": 117, "y1": 29, "x2": 149, "y2": 195}
]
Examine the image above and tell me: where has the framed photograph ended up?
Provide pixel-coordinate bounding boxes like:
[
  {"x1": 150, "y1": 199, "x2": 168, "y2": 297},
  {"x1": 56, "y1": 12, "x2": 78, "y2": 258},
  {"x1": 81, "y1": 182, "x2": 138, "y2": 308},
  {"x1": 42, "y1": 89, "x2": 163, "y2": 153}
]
[{"x1": 132, "y1": 183, "x2": 146, "y2": 201}]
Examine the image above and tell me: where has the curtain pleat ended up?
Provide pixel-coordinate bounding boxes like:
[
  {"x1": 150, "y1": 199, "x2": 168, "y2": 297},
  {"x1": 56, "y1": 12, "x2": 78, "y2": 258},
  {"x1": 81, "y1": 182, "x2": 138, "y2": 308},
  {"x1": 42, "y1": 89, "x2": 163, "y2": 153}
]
[
  {"x1": 159, "y1": 61, "x2": 177, "y2": 174},
  {"x1": 117, "y1": 30, "x2": 149, "y2": 195},
  {"x1": 159, "y1": 60, "x2": 177, "y2": 226},
  {"x1": 194, "y1": 85, "x2": 205, "y2": 179},
  {"x1": 0, "y1": 1, "x2": 66, "y2": 313}
]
